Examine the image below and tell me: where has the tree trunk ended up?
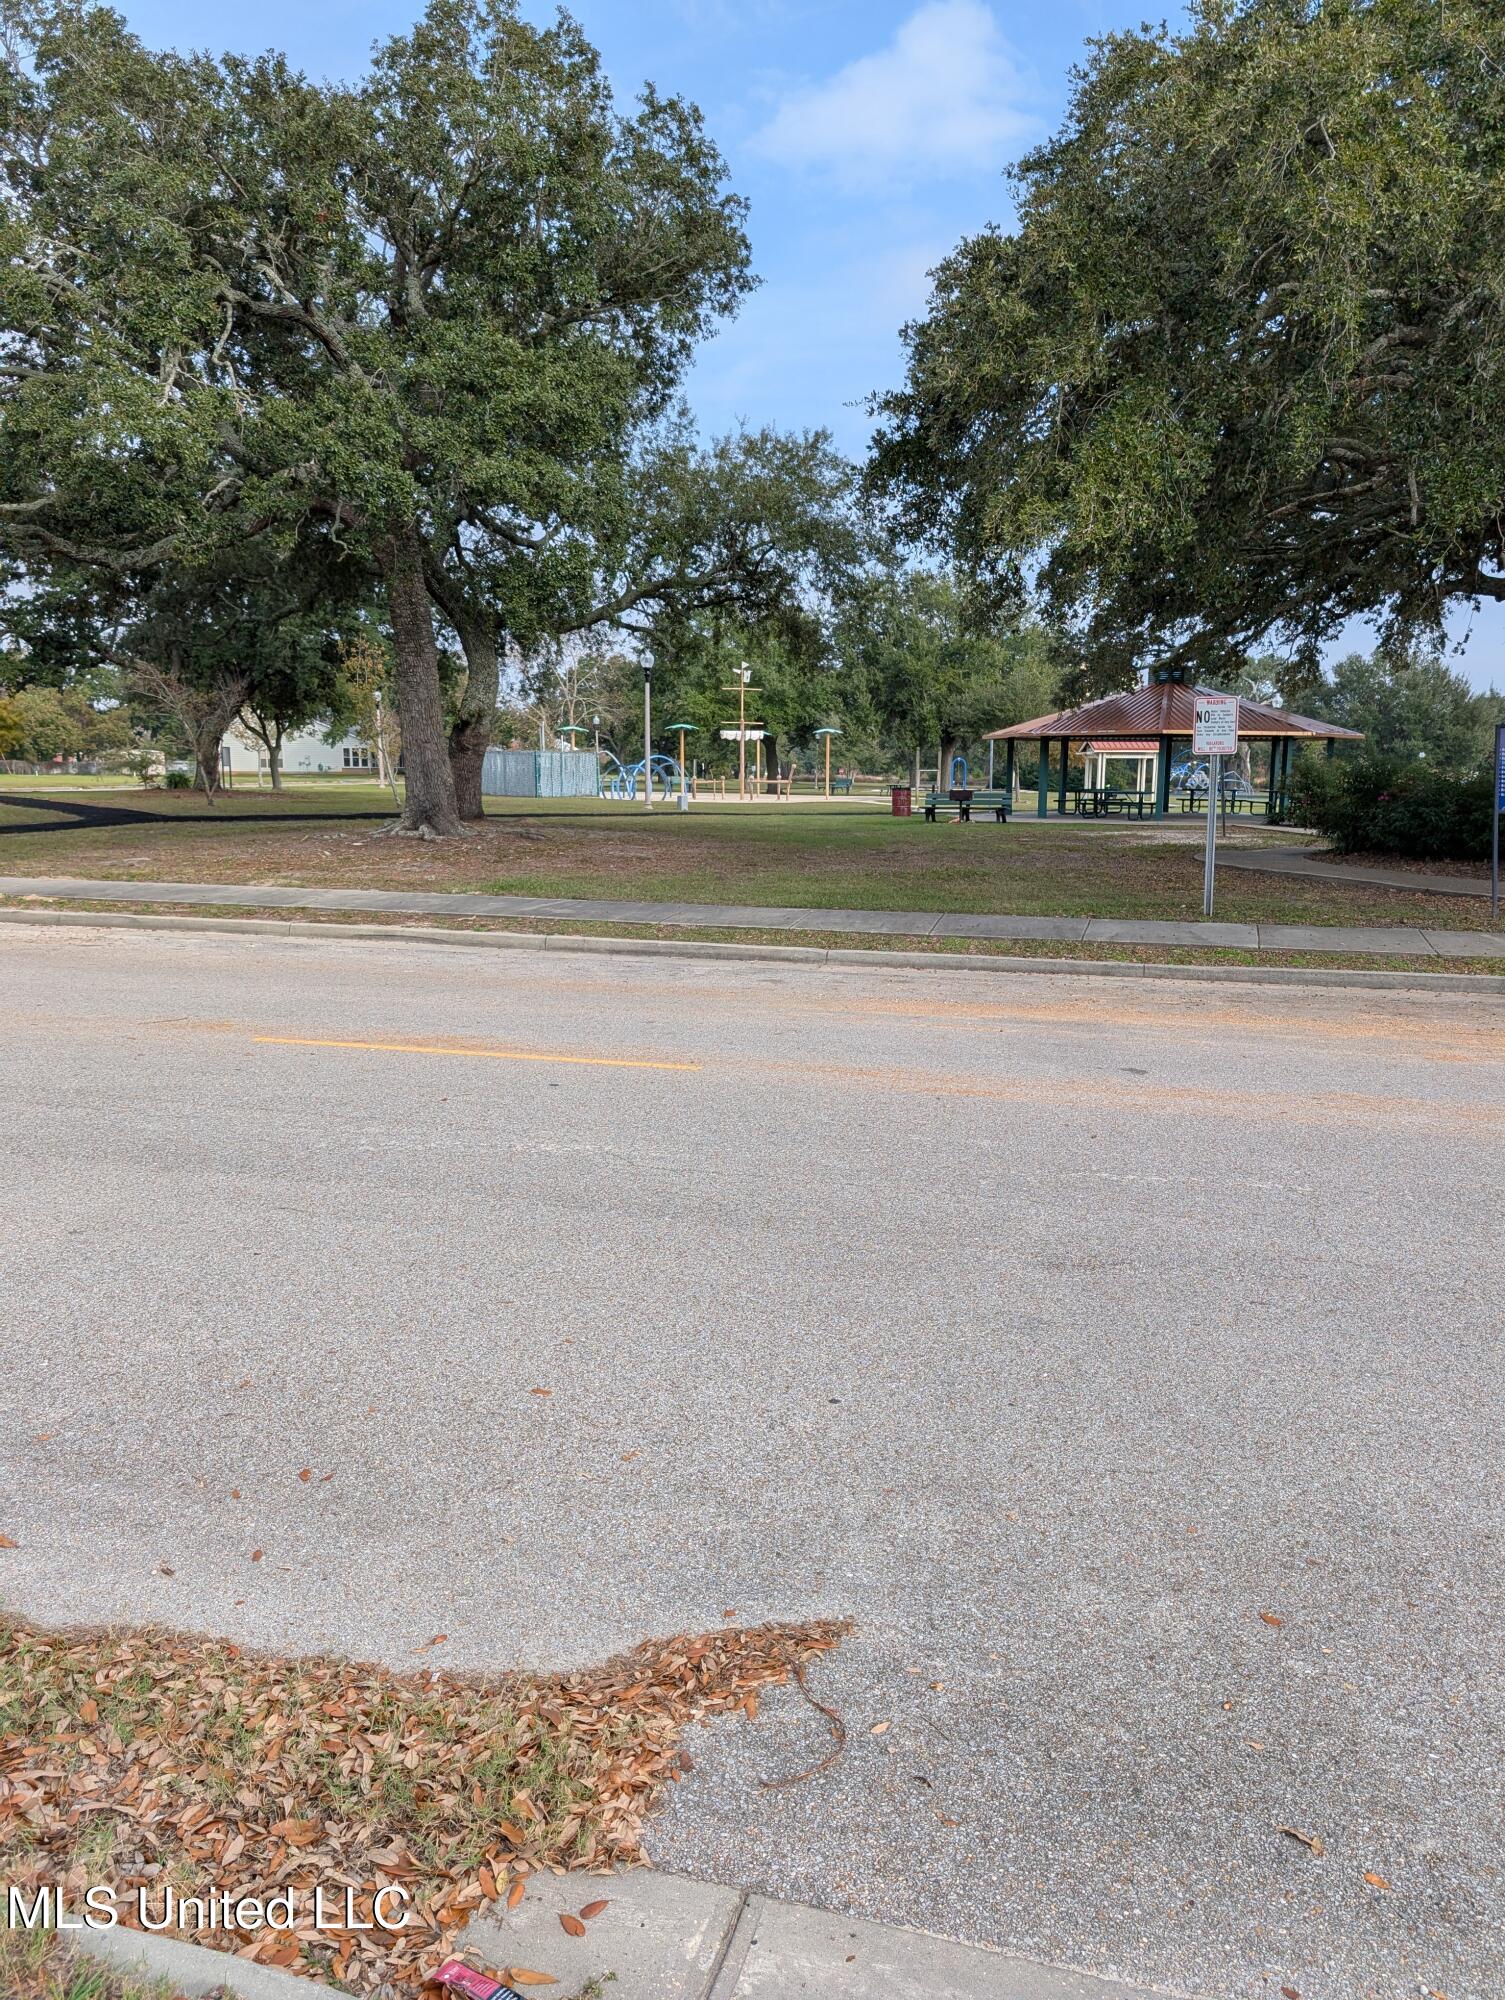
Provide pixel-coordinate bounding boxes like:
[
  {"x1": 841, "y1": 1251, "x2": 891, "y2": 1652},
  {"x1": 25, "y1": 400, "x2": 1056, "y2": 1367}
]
[
  {"x1": 193, "y1": 723, "x2": 222, "y2": 801},
  {"x1": 382, "y1": 520, "x2": 462, "y2": 836},
  {"x1": 448, "y1": 613, "x2": 499, "y2": 821},
  {"x1": 269, "y1": 740, "x2": 283, "y2": 790}
]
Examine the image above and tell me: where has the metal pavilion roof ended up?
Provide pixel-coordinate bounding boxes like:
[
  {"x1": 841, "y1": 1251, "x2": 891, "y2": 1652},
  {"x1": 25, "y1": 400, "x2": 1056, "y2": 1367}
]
[{"x1": 984, "y1": 683, "x2": 1363, "y2": 743}]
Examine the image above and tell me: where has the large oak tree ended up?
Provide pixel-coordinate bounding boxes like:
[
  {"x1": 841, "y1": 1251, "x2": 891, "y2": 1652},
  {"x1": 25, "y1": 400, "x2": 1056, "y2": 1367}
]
[
  {"x1": 0, "y1": 0, "x2": 755, "y2": 831},
  {"x1": 870, "y1": 0, "x2": 1505, "y2": 690}
]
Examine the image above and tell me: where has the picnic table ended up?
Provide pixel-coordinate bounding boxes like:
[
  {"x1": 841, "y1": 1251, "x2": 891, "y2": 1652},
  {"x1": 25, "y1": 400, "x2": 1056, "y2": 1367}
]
[{"x1": 1073, "y1": 787, "x2": 1152, "y2": 819}]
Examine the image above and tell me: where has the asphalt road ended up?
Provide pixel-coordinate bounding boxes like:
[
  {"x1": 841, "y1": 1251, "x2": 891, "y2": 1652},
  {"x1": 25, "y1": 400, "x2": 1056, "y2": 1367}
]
[{"x1": 3, "y1": 925, "x2": 1502, "y2": 2000}]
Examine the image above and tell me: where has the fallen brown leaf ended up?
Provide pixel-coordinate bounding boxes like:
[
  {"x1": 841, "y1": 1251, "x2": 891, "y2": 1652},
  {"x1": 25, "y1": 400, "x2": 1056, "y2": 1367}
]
[
  {"x1": 250, "y1": 1549, "x2": 263, "y2": 1562},
  {"x1": 1278, "y1": 1826, "x2": 1325, "y2": 1856},
  {"x1": 0, "y1": 1535, "x2": 18, "y2": 1550},
  {"x1": 298, "y1": 1468, "x2": 311, "y2": 1483},
  {"x1": 869, "y1": 1720, "x2": 890, "y2": 1736},
  {"x1": 1281, "y1": 1987, "x2": 1300, "y2": 1998},
  {"x1": 506, "y1": 1970, "x2": 558, "y2": 1986},
  {"x1": 1364, "y1": 1870, "x2": 1392, "y2": 1890},
  {"x1": 558, "y1": 1914, "x2": 585, "y2": 1938},
  {"x1": 578, "y1": 1899, "x2": 609, "y2": 1920},
  {"x1": 1259, "y1": 1611, "x2": 1284, "y2": 1628},
  {"x1": 0, "y1": 1609, "x2": 849, "y2": 1998},
  {"x1": 157, "y1": 1563, "x2": 176, "y2": 1577},
  {"x1": 529, "y1": 1387, "x2": 552, "y2": 1397}
]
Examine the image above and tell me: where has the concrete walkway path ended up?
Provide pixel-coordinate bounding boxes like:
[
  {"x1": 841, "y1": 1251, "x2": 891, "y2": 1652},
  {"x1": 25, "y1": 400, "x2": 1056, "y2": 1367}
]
[
  {"x1": 2, "y1": 871, "x2": 1501, "y2": 958},
  {"x1": 1219, "y1": 841, "x2": 1489, "y2": 899}
]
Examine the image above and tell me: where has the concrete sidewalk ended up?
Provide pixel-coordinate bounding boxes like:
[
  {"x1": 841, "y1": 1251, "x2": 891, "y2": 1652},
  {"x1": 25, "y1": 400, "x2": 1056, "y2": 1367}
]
[
  {"x1": 71, "y1": 1868, "x2": 1189, "y2": 2000},
  {"x1": 1219, "y1": 842, "x2": 1490, "y2": 899},
  {"x1": 460, "y1": 1867, "x2": 1189, "y2": 1999},
  {"x1": 2, "y1": 871, "x2": 1502, "y2": 957}
]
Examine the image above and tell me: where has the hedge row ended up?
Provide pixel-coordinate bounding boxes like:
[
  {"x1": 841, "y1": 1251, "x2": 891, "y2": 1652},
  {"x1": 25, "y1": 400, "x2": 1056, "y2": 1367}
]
[{"x1": 1291, "y1": 754, "x2": 1496, "y2": 862}]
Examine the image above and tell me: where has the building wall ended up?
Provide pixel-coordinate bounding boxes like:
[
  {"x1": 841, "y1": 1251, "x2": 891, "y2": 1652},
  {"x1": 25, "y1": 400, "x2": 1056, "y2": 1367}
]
[{"x1": 223, "y1": 726, "x2": 374, "y2": 775}]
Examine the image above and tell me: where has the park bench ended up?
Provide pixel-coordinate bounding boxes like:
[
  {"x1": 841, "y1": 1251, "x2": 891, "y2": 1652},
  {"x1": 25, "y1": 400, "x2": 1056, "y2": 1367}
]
[
  {"x1": 923, "y1": 788, "x2": 1009, "y2": 823},
  {"x1": 831, "y1": 775, "x2": 853, "y2": 794}
]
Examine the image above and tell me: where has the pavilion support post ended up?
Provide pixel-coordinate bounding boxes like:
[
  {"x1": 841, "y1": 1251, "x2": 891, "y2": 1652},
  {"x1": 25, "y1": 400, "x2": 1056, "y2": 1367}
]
[
  {"x1": 1326, "y1": 737, "x2": 1336, "y2": 762},
  {"x1": 1036, "y1": 741, "x2": 1050, "y2": 818},
  {"x1": 1057, "y1": 738, "x2": 1069, "y2": 816},
  {"x1": 1006, "y1": 741, "x2": 1016, "y2": 796},
  {"x1": 1155, "y1": 735, "x2": 1172, "y2": 818}
]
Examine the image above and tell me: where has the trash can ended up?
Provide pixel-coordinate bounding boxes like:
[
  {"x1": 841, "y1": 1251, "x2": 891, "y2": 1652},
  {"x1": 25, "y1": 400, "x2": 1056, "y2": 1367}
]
[{"x1": 891, "y1": 785, "x2": 912, "y2": 817}]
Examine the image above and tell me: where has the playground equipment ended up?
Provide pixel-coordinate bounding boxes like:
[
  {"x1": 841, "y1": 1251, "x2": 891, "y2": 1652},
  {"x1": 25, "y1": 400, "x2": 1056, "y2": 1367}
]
[
  {"x1": 947, "y1": 754, "x2": 971, "y2": 789},
  {"x1": 605, "y1": 752, "x2": 685, "y2": 803}
]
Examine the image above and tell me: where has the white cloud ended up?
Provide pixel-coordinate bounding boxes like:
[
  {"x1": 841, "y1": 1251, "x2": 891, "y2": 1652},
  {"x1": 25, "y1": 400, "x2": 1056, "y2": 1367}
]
[{"x1": 752, "y1": 1, "x2": 1035, "y2": 189}]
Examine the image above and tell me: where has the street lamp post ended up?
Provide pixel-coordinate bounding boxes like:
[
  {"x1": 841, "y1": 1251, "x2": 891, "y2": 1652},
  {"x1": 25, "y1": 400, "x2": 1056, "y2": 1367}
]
[{"x1": 642, "y1": 663, "x2": 653, "y2": 811}]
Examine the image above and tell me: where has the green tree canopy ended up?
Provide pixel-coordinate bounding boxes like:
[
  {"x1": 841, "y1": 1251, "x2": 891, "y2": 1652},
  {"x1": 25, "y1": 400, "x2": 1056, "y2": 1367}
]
[
  {"x1": 835, "y1": 569, "x2": 1062, "y2": 784},
  {"x1": 871, "y1": 0, "x2": 1505, "y2": 691},
  {"x1": 1303, "y1": 646, "x2": 1503, "y2": 774},
  {"x1": 0, "y1": 0, "x2": 755, "y2": 830}
]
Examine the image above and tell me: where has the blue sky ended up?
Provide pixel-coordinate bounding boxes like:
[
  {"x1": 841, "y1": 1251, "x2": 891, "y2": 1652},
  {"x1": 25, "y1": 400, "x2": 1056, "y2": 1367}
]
[{"x1": 115, "y1": 0, "x2": 1503, "y2": 690}]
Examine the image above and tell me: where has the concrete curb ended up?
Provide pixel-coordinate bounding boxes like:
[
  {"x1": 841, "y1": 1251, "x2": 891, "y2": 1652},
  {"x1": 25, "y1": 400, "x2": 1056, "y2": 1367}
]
[
  {"x1": 67, "y1": 1921, "x2": 334, "y2": 1999},
  {"x1": 459, "y1": 1865, "x2": 1205, "y2": 1999},
  {"x1": 2, "y1": 903, "x2": 1503, "y2": 995},
  {"x1": 51, "y1": 1868, "x2": 1202, "y2": 2000}
]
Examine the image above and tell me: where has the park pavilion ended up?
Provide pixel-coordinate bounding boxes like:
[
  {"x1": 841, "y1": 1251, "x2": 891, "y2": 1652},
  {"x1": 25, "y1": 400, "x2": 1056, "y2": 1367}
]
[{"x1": 985, "y1": 680, "x2": 1363, "y2": 818}]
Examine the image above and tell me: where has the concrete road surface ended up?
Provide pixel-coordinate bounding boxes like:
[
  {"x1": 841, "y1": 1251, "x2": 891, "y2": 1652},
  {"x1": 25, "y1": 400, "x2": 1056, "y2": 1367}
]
[{"x1": 2, "y1": 925, "x2": 1502, "y2": 2000}]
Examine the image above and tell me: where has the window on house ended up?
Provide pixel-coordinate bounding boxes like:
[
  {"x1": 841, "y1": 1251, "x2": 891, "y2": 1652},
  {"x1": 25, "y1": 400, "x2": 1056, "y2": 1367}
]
[{"x1": 343, "y1": 746, "x2": 375, "y2": 769}]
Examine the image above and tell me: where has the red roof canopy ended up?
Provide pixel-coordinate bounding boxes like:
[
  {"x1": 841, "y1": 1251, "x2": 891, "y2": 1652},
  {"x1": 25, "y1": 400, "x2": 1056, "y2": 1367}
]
[
  {"x1": 1085, "y1": 738, "x2": 1158, "y2": 755},
  {"x1": 986, "y1": 683, "x2": 1363, "y2": 743}
]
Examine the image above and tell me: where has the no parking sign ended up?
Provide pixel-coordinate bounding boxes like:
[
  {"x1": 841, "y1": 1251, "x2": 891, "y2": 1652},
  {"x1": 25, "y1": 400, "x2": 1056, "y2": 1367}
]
[
  {"x1": 1193, "y1": 694, "x2": 1240, "y2": 756},
  {"x1": 1193, "y1": 694, "x2": 1239, "y2": 916}
]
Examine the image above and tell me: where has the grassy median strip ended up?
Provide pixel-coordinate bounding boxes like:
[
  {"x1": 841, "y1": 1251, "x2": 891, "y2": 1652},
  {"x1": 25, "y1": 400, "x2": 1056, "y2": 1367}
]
[
  {"x1": 0, "y1": 786, "x2": 1497, "y2": 932},
  {"x1": 2, "y1": 896, "x2": 1500, "y2": 977},
  {"x1": 0, "y1": 1928, "x2": 189, "y2": 2000},
  {"x1": 0, "y1": 1616, "x2": 846, "y2": 1996}
]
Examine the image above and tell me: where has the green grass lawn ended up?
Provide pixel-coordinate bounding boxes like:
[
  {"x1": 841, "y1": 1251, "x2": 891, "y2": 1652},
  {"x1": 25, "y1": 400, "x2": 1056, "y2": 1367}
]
[{"x1": 0, "y1": 786, "x2": 1494, "y2": 931}]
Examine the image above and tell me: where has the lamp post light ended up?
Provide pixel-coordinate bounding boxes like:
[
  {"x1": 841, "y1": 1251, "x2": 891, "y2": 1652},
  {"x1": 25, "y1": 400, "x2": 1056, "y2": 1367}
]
[
  {"x1": 814, "y1": 726, "x2": 842, "y2": 801},
  {"x1": 642, "y1": 662, "x2": 653, "y2": 811}
]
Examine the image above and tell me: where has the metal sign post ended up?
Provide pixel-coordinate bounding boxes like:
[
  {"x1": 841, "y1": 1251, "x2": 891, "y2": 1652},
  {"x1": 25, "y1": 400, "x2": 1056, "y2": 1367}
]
[
  {"x1": 642, "y1": 661, "x2": 652, "y2": 812},
  {"x1": 1492, "y1": 721, "x2": 1504, "y2": 921},
  {"x1": 1193, "y1": 694, "x2": 1240, "y2": 917}
]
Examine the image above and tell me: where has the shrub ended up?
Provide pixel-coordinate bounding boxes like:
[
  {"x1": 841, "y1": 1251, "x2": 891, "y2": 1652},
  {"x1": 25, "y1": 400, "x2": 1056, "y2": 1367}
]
[
  {"x1": 1292, "y1": 753, "x2": 1494, "y2": 862},
  {"x1": 162, "y1": 768, "x2": 194, "y2": 790}
]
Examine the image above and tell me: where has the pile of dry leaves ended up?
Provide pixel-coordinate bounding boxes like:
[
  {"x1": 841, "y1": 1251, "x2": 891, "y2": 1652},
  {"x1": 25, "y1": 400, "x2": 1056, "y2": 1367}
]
[{"x1": 0, "y1": 1615, "x2": 847, "y2": 1995}]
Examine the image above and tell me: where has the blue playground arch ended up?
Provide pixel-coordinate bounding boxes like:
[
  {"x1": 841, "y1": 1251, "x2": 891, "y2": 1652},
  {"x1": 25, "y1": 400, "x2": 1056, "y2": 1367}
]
[
  {"x1": 947, "y1": 753, "x2": 970, "y2": 789},
  {"x1": 605, "y1": 752, "x2": 685, "y2": 802}
]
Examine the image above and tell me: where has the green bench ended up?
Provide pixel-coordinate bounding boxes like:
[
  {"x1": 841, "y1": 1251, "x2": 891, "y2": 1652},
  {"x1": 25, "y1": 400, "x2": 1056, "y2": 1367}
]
[{"x1": 923, "y1": 788, "x2": 1009, "y2": 823}]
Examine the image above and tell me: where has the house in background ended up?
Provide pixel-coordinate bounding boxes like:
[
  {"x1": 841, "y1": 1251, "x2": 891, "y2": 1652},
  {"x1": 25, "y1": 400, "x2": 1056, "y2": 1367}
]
[{"x1": 222, "y1": 723, "x2": 376, "y2": 779}]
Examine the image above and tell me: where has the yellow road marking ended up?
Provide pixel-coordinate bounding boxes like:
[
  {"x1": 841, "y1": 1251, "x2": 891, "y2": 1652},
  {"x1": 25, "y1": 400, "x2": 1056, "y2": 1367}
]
[{"x1": 252, "y1": 1034, "x2": 698, "y2": 1073}]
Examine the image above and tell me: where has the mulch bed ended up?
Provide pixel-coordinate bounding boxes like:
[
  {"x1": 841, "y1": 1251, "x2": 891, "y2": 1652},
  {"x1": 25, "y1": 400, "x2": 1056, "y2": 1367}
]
[{"x1": 0, "y1": 1615, "x2": 847, "y2": 1994}]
